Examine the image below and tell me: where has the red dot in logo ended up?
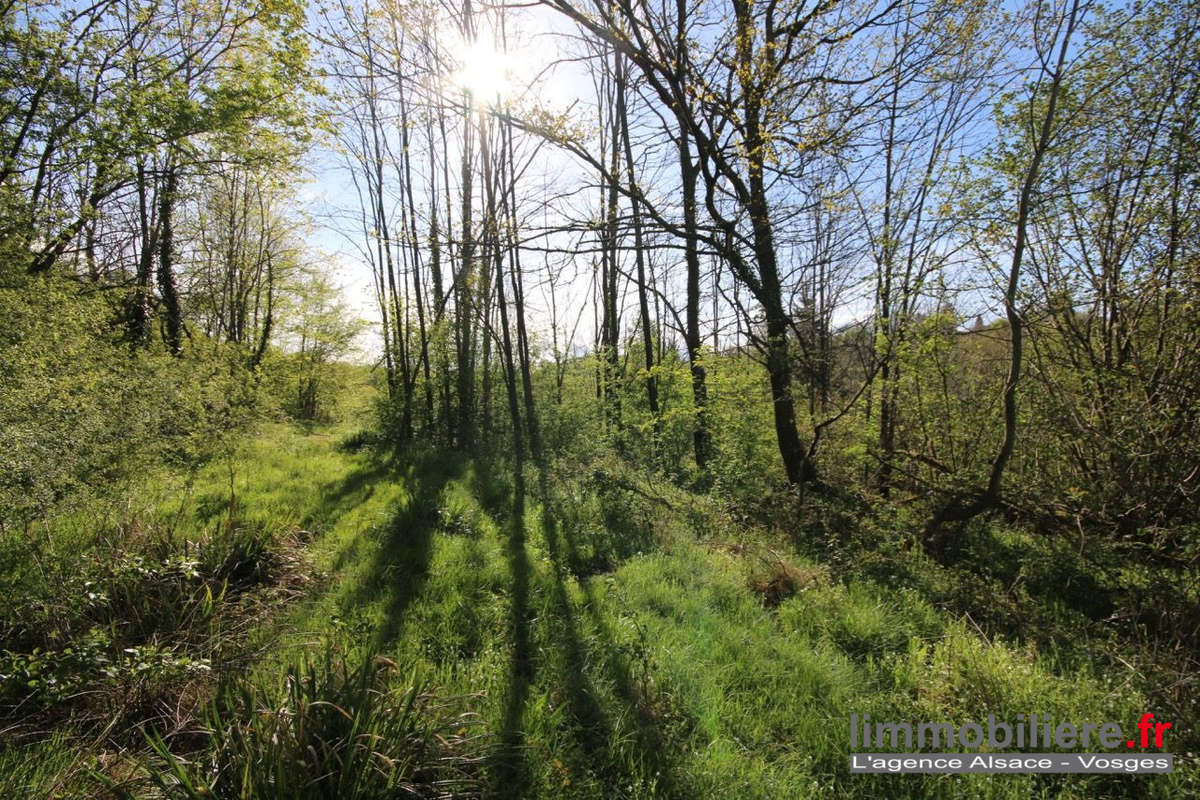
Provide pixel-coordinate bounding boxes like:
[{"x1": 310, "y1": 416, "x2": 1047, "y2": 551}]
[{"x1": 1127, "y1": 741, "x2": 1135, "y2": 748}]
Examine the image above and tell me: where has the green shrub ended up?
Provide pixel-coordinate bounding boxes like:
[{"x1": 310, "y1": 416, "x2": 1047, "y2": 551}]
[
  {"x1": 134, "y1": 647, "x2": 485, "y2": 799},
  {"x1": 0, "y1": 512, "x2": 292, "y2": 723}
]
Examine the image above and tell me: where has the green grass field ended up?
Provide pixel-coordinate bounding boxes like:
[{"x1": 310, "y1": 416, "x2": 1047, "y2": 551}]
[{"x1": 2, "y1": 387, "x2": 1195, "y2": 798}]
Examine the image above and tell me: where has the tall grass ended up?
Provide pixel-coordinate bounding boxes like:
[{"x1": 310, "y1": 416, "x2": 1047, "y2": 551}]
[
  {"x1": 6, "y1": 381, "x2": 1196, "y2": 798},
  {"x1": 130, "y1": 646, "x2": 485, "y2": 799}
]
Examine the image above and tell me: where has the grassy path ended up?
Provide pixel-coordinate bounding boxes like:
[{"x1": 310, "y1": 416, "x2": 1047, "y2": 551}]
[
  {"x1": 221, "y1": 424, "x2": 1189, "y2": 799},
  {"x1": 8, "y1": 417, "x2": 1189, "y2": 798}
]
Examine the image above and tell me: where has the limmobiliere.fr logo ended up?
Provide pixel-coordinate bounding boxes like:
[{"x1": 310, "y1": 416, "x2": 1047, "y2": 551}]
[{"x1": 848, "y1": 713, "x2": 1175, "y2": 774}]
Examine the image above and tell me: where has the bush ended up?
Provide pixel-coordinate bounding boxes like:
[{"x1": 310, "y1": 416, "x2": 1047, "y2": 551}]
[
  {"x1": 134, "y1": 647, "x2": 485, "y2": 800},
  {"x1": 0, "y1": 515, "x2": 290, "y2": 725},
  {"x1": 0, "y1": 273, "x2": 267, "y2": 533}
]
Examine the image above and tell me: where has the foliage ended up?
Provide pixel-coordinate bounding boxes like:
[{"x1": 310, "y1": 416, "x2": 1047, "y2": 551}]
[
  {"x1": 133, "y1": 646, "x2": 484, "y2": 800},
  {"x1": 940, "y1": 0, "x2": 1200, "y2": 542},
  {"x1": 0, "y1": 272, "x2": 263, "y2": 531},
  {"x1": 0, "y1": 510, "x2": 291, "y2": 724},
  {"x1": 277, "y1": 268, "x2": 366, "y2": 422},
  {"x1": 5, "y1": 0, "x2": 1200, "y2": 797}
]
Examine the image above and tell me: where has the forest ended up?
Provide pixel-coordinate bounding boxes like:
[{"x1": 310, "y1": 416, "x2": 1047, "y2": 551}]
[{"x1": 1, "y1": 0, "x2": 1197, "y2": 796}]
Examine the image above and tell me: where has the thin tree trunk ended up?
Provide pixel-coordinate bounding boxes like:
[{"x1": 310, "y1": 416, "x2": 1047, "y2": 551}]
[
  {"x1": 676, "y1": 107, "x2": 711, "y2": 472},
  {"x1": 616, "y1": 52, "x2": 661, "y2": 454},
  {"x1": 128, "y1": 159, "x2": 156, "y2": 346},
  {"x1": 456, "y1": 97, "x2": 477, "y2": 447},
  {"x1": 158, "y1": 161, "x2": 183, "y2": 356},
  {"x1": 502, "y1": 115, "x2": 543, "y2": 463},
  {"x1": 733, "y1": 0, "x2": 815, "y2": 485},
  {"x1": 923, "y1": 0, "x2": 1081, "y2": 556}
]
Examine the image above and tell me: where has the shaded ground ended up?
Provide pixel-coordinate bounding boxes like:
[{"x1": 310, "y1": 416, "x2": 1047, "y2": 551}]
[
  {"x1": 4, "y1": 422, "x2": 1194, "y2": 799},
  {"x1": 290, "y1": 443, "x2": 1193, "y2": 799}
]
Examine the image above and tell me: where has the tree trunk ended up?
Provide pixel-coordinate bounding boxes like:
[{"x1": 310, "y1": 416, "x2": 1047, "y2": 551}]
[
  {"x1": 734, "y1": 0, "x2": 816, "y2": 485},
  {"x1": 616, "y1": 52, "x2": 660, "y2": 452},
  {"x1": 157, "y1": 162, "x2": 183, "y2": 356},
  {"x1": 922, "y1": 0, "x2": 1082, "y2": 558}
]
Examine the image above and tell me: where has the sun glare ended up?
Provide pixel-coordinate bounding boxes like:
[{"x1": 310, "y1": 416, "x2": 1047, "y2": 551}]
[{"x1": 452, "y1": 37, "x2": 514, "y2": 102}]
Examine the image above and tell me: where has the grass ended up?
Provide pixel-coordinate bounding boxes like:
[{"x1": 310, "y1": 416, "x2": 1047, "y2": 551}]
[
  {"x1": 3, "y1": 385, "x2": 1197, "y2": 797},
  {"x1": 134, "y1": 649, "x2": 485, "y2": 799},
  {"x1": 272, "y1": 448, "x2": 1195, "y2": 798}
]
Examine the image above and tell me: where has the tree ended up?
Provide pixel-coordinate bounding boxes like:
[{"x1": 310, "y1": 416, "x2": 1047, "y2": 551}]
[
  {"x1": 284, "y1": 269, "x2": 364, "y2": 421},
  {"x1": 922, "y1": 0, "x2": 1086, "y2": 556},
  {"x1": 2, "y1": 0, "x2": 311, "y2": 366},
  {"x1": 848, "y1": 0, "x2": 1003, "y2": 496},
  {"x1": 538, "y1": 0, "x2": 900, "y2": 485},
  {"x1": 183, "y1": 166, "x2": 303, "y2": 367},
  {"x1": 997, "y1": 0, "x2": 1199, "y2": 538}
]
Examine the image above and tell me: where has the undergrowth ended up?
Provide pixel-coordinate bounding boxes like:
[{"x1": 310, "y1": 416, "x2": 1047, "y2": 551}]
[
  {"x1": 4, "y1": 412, "x2": 1197, "y2": 799},
  {"x1": 0, "y1": 514, "x2": 300, "y2": 740},
  {"x1": 122, "y1": 645, "x2": 486, "y2": 799}
]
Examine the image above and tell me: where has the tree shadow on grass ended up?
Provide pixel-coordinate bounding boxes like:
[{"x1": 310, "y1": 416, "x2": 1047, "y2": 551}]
[
  {"x1": 321, "y1": 456, "x2": 405, "y2": 577},
  {"x1": 468, "y1": 451, "x2": 515, "y2": 524},
  {"x1": 548, "y1": 503, "x2": 691, "y2": 797},
  {"x1": 310, "y1": 458, "x2": 394, "y2": 537},
  {"x1": 496, "y1": 461, "x2": 534, "y2": 797},
  {"x1": 339, "y1": 450, "x2": 466, "y2": 651},
  {"x1": 540, "y1": 509, "x2": 619, "y2": 756},
  {"x1": 490, "y1": 464, "x2": 690, "y2": 798}
]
